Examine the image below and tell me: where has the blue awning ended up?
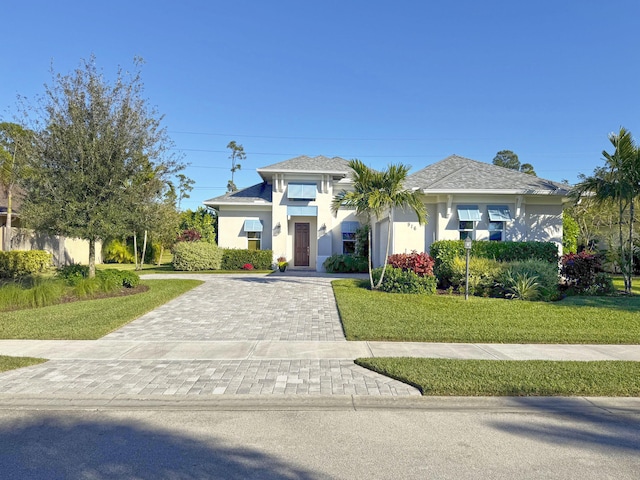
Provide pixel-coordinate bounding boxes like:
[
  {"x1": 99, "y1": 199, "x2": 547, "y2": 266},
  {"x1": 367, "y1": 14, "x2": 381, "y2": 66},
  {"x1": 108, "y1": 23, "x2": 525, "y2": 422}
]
[
  {"x1": 487, "y1": 205, "x2": 512, "y2": 222},
  {"x1": 341, "y1": 221, "x2": 360, "y2": 233},
  {"x1": 243, "y1": 219, "x2": 263, "y2": 232},
  {"x1": 287, "y1": 183, "x2": 317, "y2": 200},
  {"x1": 457, "y1": 205, "x2": 482, "y2": 222},
  {"x1": 287, "y1": 206, "x2": 318, "y2": 217}
]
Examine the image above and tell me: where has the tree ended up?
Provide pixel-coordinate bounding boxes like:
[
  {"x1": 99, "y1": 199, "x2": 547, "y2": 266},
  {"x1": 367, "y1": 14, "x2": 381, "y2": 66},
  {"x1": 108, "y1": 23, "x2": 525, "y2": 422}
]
[
  {"x1": 0, "y1": 122, "x2": 34, "y2": 250},
  {"x1": 20, "y1": 57, "x2": 182, "y2": 277},
  {"x1": 178, "y1": 207, "x2": 216, "y2": 243},
  {"x1": 332, "y1": 159, "x2": 427, "y2": 289},
  {"x1": 492, "y1": 150, "x2": 537, "y2": 175},
  {"x1": 573, "y1": 127, "x2": 639, "y2": 294},
  {"x1": 176, "y1": 173, "x2": 194, "y2": 210},
  {"x1": 226, "y1": 141, "x2": 245, "y2": 192}
]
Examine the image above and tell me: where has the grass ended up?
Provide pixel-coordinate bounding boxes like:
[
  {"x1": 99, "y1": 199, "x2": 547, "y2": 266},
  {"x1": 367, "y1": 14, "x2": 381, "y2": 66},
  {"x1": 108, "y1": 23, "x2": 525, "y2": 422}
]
[
  {"x1": 356, "y1": 358, "x2": 640, "y2": 396},
  {"x1": 0, "y1": 355, "x2": 47, "y2": 373},
  {"x1": 0, "y1": 279, "x2": 202, "y2": 339},
  {"x1": 333, "y1": 278, "x2": 640, "y2": 344}
]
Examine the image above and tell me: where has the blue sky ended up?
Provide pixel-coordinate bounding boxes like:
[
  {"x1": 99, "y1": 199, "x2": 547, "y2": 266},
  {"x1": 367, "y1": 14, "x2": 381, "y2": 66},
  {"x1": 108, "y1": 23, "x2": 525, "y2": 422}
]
[{"x1": 2, "y1": 1, "x2": 639, "y2": 211}]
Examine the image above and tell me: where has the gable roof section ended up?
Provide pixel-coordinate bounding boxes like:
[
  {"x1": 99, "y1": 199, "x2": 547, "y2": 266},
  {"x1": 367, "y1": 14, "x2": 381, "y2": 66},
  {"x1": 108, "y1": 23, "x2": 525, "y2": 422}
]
[
  {"x1": 203, "y1": 182, "x2": 272, "y2": 207},
  {"x1": 405, "y1": 155, "x2": 570, "y2": 195},
  {"x1": 257, "y1": 155, "x2": 352, "y2": 181}
]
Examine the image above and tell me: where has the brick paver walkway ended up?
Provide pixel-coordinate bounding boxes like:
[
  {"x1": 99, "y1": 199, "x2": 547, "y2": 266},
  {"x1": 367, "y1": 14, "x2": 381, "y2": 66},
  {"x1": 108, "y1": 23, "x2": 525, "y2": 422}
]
[{"x1": 0, "y1": 273, "x2": 420, "y2": 397}]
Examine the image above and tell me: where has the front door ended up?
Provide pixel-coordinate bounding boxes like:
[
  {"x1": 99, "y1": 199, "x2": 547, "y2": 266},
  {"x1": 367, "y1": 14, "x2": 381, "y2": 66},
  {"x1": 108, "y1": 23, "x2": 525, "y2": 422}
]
[{"x1": 294, "y1": 223, "x2": 310, "y2": 266}]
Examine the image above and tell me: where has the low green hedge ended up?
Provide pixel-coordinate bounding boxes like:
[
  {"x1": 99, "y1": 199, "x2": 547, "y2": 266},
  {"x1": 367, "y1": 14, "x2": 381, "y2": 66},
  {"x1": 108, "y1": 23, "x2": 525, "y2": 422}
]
[
  {"x1": 372, "y1": 267, "x2": 437, "y2": 294},
  {"x1": 430, "y1": 240, "x2": 559, "y2": 286},
  {"x1": 57, "y1": 264, "x2": 140, "y2": 288},
  {"x1": 220, "y1": 249, "x2": 273, "y2": 270},
  {"x1": 323, "y1": 254, "x2": 368, "y2": 273},
  {"x1": 172, "y1": 241, "x2": 222, "y2": 271},
  {"x1": 0, "y1": 250, "x2": 53, "y2": 278}
]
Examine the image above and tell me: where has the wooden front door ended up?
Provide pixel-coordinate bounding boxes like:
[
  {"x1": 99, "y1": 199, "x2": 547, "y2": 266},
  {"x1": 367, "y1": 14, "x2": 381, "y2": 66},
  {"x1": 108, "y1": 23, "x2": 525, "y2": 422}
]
[{"x1": 294, "y1": 223, "x2": 310, "y2": 266}]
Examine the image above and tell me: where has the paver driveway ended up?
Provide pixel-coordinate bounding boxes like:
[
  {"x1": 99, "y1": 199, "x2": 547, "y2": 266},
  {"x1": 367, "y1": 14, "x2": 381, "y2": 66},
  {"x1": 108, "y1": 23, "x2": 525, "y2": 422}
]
[{"x1": 0, "y1": 274, "x2": 419, "y2": 397}]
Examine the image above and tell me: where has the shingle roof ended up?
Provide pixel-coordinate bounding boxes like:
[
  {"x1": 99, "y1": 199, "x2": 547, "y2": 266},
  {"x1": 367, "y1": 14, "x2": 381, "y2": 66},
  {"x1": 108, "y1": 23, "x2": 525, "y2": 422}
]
[
  {"x1": 203, "y1": 182, "x2": 272, "y2": 207},
  {"x1": 405, "y1": 155, "x2": 570, "y2": 195},
  {"x1": 257, "y1": 155, "x2": 352, "y2": 179}
]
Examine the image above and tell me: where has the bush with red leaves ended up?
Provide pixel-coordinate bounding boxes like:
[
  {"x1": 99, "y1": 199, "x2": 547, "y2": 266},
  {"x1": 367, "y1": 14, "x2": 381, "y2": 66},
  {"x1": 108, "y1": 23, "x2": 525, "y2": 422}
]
[{"x1": 387, "y1": 251, "x2": 435, "y2": 276}]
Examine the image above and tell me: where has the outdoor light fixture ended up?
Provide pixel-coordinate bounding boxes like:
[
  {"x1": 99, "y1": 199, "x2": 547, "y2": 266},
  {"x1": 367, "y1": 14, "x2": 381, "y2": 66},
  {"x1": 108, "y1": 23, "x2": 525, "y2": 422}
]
[{"x1": 464, "y1": 236, "x2": 472, "y2": 300}]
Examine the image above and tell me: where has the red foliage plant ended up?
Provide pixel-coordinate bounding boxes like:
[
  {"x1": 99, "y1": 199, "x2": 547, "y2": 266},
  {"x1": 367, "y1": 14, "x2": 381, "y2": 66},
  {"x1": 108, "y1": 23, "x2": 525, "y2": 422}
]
[
  {"x1": 177, "y1": 229, "x2": 202, "y2": 242},
  {"x1": 242, "y1": 263, "x2": 254, "y2": 270},
  {"x1": 387, "y1": 251, "x2": 435, "y2": 276}
]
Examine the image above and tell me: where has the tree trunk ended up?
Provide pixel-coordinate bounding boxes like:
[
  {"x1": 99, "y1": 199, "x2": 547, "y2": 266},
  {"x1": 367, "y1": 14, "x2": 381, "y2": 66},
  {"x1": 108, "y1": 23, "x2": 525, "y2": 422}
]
[
  {"x1": 133, "y1": 232, "x2": 139, "y2": 270},
  {"x1": 367, "y1": 221, "x2": 374, "y2": 290},
  {"x1": 88, "y1": 238, "x2": 96, "y2": 278},
  {"x1": 627, "y1": 198, "x2": 634, "y2": 294},
  {"x1": 375, "y1": 210, "x2": 394, "y2": 289},
  {"x1": 4, "y1": 188, "x2": 12, "y2": 251},
  {"x1": 157, "y1": 245, "x2": 164, "y2": 266},
  {"x1": 140, "y1": 230, "x2": 148, "y2": 271}
]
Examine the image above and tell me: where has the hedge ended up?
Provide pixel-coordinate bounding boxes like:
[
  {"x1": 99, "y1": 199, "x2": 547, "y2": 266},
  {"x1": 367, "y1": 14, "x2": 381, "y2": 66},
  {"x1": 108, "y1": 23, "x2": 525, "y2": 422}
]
[
  {"x1": 323, "y1": 254, "x2": 368, "y2": 273},
  {"x1": 220, "y1": 249, "x2": 273, "y2": 270},
  {"x1": 0, "y1": 250, "x2": 53, "y2": 278},
  {"x1": 172, "y1": 241, "x2": 223, "y2": 271}
]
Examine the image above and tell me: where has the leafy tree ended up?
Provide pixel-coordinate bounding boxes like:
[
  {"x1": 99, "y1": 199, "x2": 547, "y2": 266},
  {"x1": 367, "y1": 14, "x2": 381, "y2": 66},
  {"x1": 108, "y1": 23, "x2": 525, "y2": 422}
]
[
  {"x1": 332, "y1": 159, "x2": 427, "y2": 289},
  {"x1": 0, "y1": 123, "x2": 34, "y2": 250},
  {"x1": 562, "y1": 211, "x2": 579, "y2": 254},
  {"x1": 226, "y1": 141, "x2": 245, "y2": 192},
  {"x1": 178, "y1": 207, "x2": 216, "y2": 243},
  {"x1": 176, "y1": 173, "x2": 194, "y2": 209},
  {"x1": 19, "y1": 57, "x2": 182, "y2": 277},
  {"x1": 573, "y1": 127, "x2": 639, "y2": 293},
  {"x1": 492, "y1": 150, "x2": 537, "y2": 175}
]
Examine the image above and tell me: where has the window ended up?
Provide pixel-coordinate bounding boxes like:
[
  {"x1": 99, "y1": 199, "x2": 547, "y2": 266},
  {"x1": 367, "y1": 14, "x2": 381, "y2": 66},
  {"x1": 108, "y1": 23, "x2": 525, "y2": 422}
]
[
  {"x1": 341, "y1": 221, "x2": 359, "y2": 254},
  {"x1": 459, "y1": 221, "x2": 474, "y2": 240},
  {"x1": 287, "y1": 183, "x2": 317, "y2": 200},
  {"x1": 489, "y1": 221, "x2": 504, "y2": 241},
  {"x1": 247, "y1": 231, "x2": 261, "y2": 250}
]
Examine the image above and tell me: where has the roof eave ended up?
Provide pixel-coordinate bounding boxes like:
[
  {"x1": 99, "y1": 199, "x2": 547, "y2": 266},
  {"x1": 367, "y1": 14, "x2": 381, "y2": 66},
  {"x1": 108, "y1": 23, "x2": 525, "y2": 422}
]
[{"x1": 420, "y1": 188, "x2": 570, "y2": 196}]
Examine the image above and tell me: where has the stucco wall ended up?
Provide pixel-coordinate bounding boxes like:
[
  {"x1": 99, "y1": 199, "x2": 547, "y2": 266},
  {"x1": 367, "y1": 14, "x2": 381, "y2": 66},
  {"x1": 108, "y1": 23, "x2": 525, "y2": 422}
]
[
  {"x1": 216, "y1": 207, "x2": 272, "y2": 251},
  {"x1": 1, "y1": 227, "x2": 102, "y2": 266}
]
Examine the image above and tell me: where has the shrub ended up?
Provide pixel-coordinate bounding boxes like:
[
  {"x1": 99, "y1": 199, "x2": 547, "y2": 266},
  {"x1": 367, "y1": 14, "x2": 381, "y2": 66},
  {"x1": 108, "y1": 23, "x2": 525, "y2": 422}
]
[
  {"x1": 372, "y1": 267, "x2": 437, "y2": 294},
  {"x1": 102, "y1": 239, "x2": 135, "y2": 264},
  {"x1": 242, "y1": 263, "x2": 254, "y2": 270},
  {"x1": 496, "y1": 259, "x2": 559, "y2": 301},
  {"x1": 177, "y1": 229, "x2": 202, "y2": 242},
  {"x1": 323, "y1": 254, "x2": 368, "y2": 273},
  {"x1": 96, "y1": 269, "x2": 140, "y2": 288},
  {"x1": 57, "y1": 264, "x2": 90, "y2": 285},
  {"x1": 502, "y1": 271, "x2": 541, "y2": 301},
  {"x1": 449, "y1": 256, "x2": 503, "y2": 296},
  {"x1": 220, "y1": 249, "x2": 273, "y2": 270},
  {"x1": 430, "y1": 240, "x2": 558, "y2": 287},
  {"x1": 355, "y1": 225, "x2": 370, "y2": 258},
  {"x1": 172, "y1": 241, "x2": 222, "y2": 271},
  {"x1": 561, "y1": 251, "x2": 605, "y2": 292},
  {"x1": 0, "y1": 250, "x2": 53, "y2": 278},
  {"x1": 387, "y1": 251, "x2": 434, "y2": 276}
]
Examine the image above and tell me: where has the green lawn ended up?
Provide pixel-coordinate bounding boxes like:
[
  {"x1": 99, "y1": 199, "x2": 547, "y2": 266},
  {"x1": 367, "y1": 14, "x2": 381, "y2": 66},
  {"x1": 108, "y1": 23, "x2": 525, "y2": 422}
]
[
  {"x1": 0, "y1": 355, "x2": 47, "y2": 373},
  {"x1": 333, "y1": 279, "x2": 640, "y2": 344},
  {"x1": 0, "y1": 279, "x2": 202, "y2": 339},
  {"x1": 357, "y1": 358, "x2": 640, "y2": 396}
]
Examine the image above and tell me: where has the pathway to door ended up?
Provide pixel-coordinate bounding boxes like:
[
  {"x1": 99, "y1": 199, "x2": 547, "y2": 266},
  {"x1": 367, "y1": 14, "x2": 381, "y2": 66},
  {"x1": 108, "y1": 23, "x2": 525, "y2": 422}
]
[{"x1": 0, "y1": 274, "x2": 419, "y2": 397}]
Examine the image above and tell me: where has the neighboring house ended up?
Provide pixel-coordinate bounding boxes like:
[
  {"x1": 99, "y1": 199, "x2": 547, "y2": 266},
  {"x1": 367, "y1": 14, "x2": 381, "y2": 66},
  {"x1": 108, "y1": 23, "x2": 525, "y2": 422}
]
[{"x1": 204, "y1": 154, "x2": 571, "y2": 271}]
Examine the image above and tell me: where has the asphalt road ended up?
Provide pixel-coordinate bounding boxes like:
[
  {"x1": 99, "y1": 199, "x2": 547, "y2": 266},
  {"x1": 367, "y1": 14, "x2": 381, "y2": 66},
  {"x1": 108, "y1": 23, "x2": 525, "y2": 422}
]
[{"x1": 0, "y1": 401, "x2": 638, "y2": 479}]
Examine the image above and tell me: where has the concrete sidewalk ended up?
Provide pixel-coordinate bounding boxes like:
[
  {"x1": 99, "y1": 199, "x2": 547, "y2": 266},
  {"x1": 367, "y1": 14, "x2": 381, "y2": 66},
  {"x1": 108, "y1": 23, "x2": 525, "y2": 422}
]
[{"x1": 1, "y1": 339, "x2": 639, "y2": 362}]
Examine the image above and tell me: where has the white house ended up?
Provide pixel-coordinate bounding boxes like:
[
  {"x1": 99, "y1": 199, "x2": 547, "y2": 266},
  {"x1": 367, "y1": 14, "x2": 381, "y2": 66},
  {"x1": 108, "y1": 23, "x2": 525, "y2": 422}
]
[{"x1": 204, "y1": 154, "x2": 571, "y2": 271}]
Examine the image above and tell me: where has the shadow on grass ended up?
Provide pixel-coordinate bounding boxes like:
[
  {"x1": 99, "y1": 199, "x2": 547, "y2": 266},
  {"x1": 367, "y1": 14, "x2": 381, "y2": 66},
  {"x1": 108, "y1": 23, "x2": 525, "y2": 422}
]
[
  {"x1": 489, "y1": 397, "x2": 640, "y2": 454},
  {"x1": 0, "y1": 415, "x2": 321, "y2": 479}
]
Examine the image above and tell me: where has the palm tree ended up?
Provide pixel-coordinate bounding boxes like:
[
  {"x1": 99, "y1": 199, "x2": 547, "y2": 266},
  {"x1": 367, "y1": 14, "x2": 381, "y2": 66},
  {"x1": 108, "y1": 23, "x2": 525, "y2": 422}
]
[
  {"x1": 332, "y1": 159, "x2": 427, "y2": 289},
  {"x1": 573, "y1": 127, "x2": 638, "y2": 294}
]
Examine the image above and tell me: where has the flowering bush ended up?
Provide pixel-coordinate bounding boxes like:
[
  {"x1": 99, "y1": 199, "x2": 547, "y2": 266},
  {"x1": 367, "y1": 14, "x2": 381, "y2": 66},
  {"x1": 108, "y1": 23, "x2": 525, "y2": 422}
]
[
  {"x1": 242, "y1": 263, "x2": 254, "y2": 270},
  {"x1": 387, "y1": 251, "x2": 434, "y2": 276},
  {"x1": 560, "y1": 250, "x2": 602, "y2": 291}
]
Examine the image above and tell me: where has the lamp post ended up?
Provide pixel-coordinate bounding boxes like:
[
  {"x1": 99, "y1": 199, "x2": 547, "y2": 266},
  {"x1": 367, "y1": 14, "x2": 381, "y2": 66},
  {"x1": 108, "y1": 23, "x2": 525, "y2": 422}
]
[{"x1": 464, "y1": 236, "x2": 472, "y2": 300}]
